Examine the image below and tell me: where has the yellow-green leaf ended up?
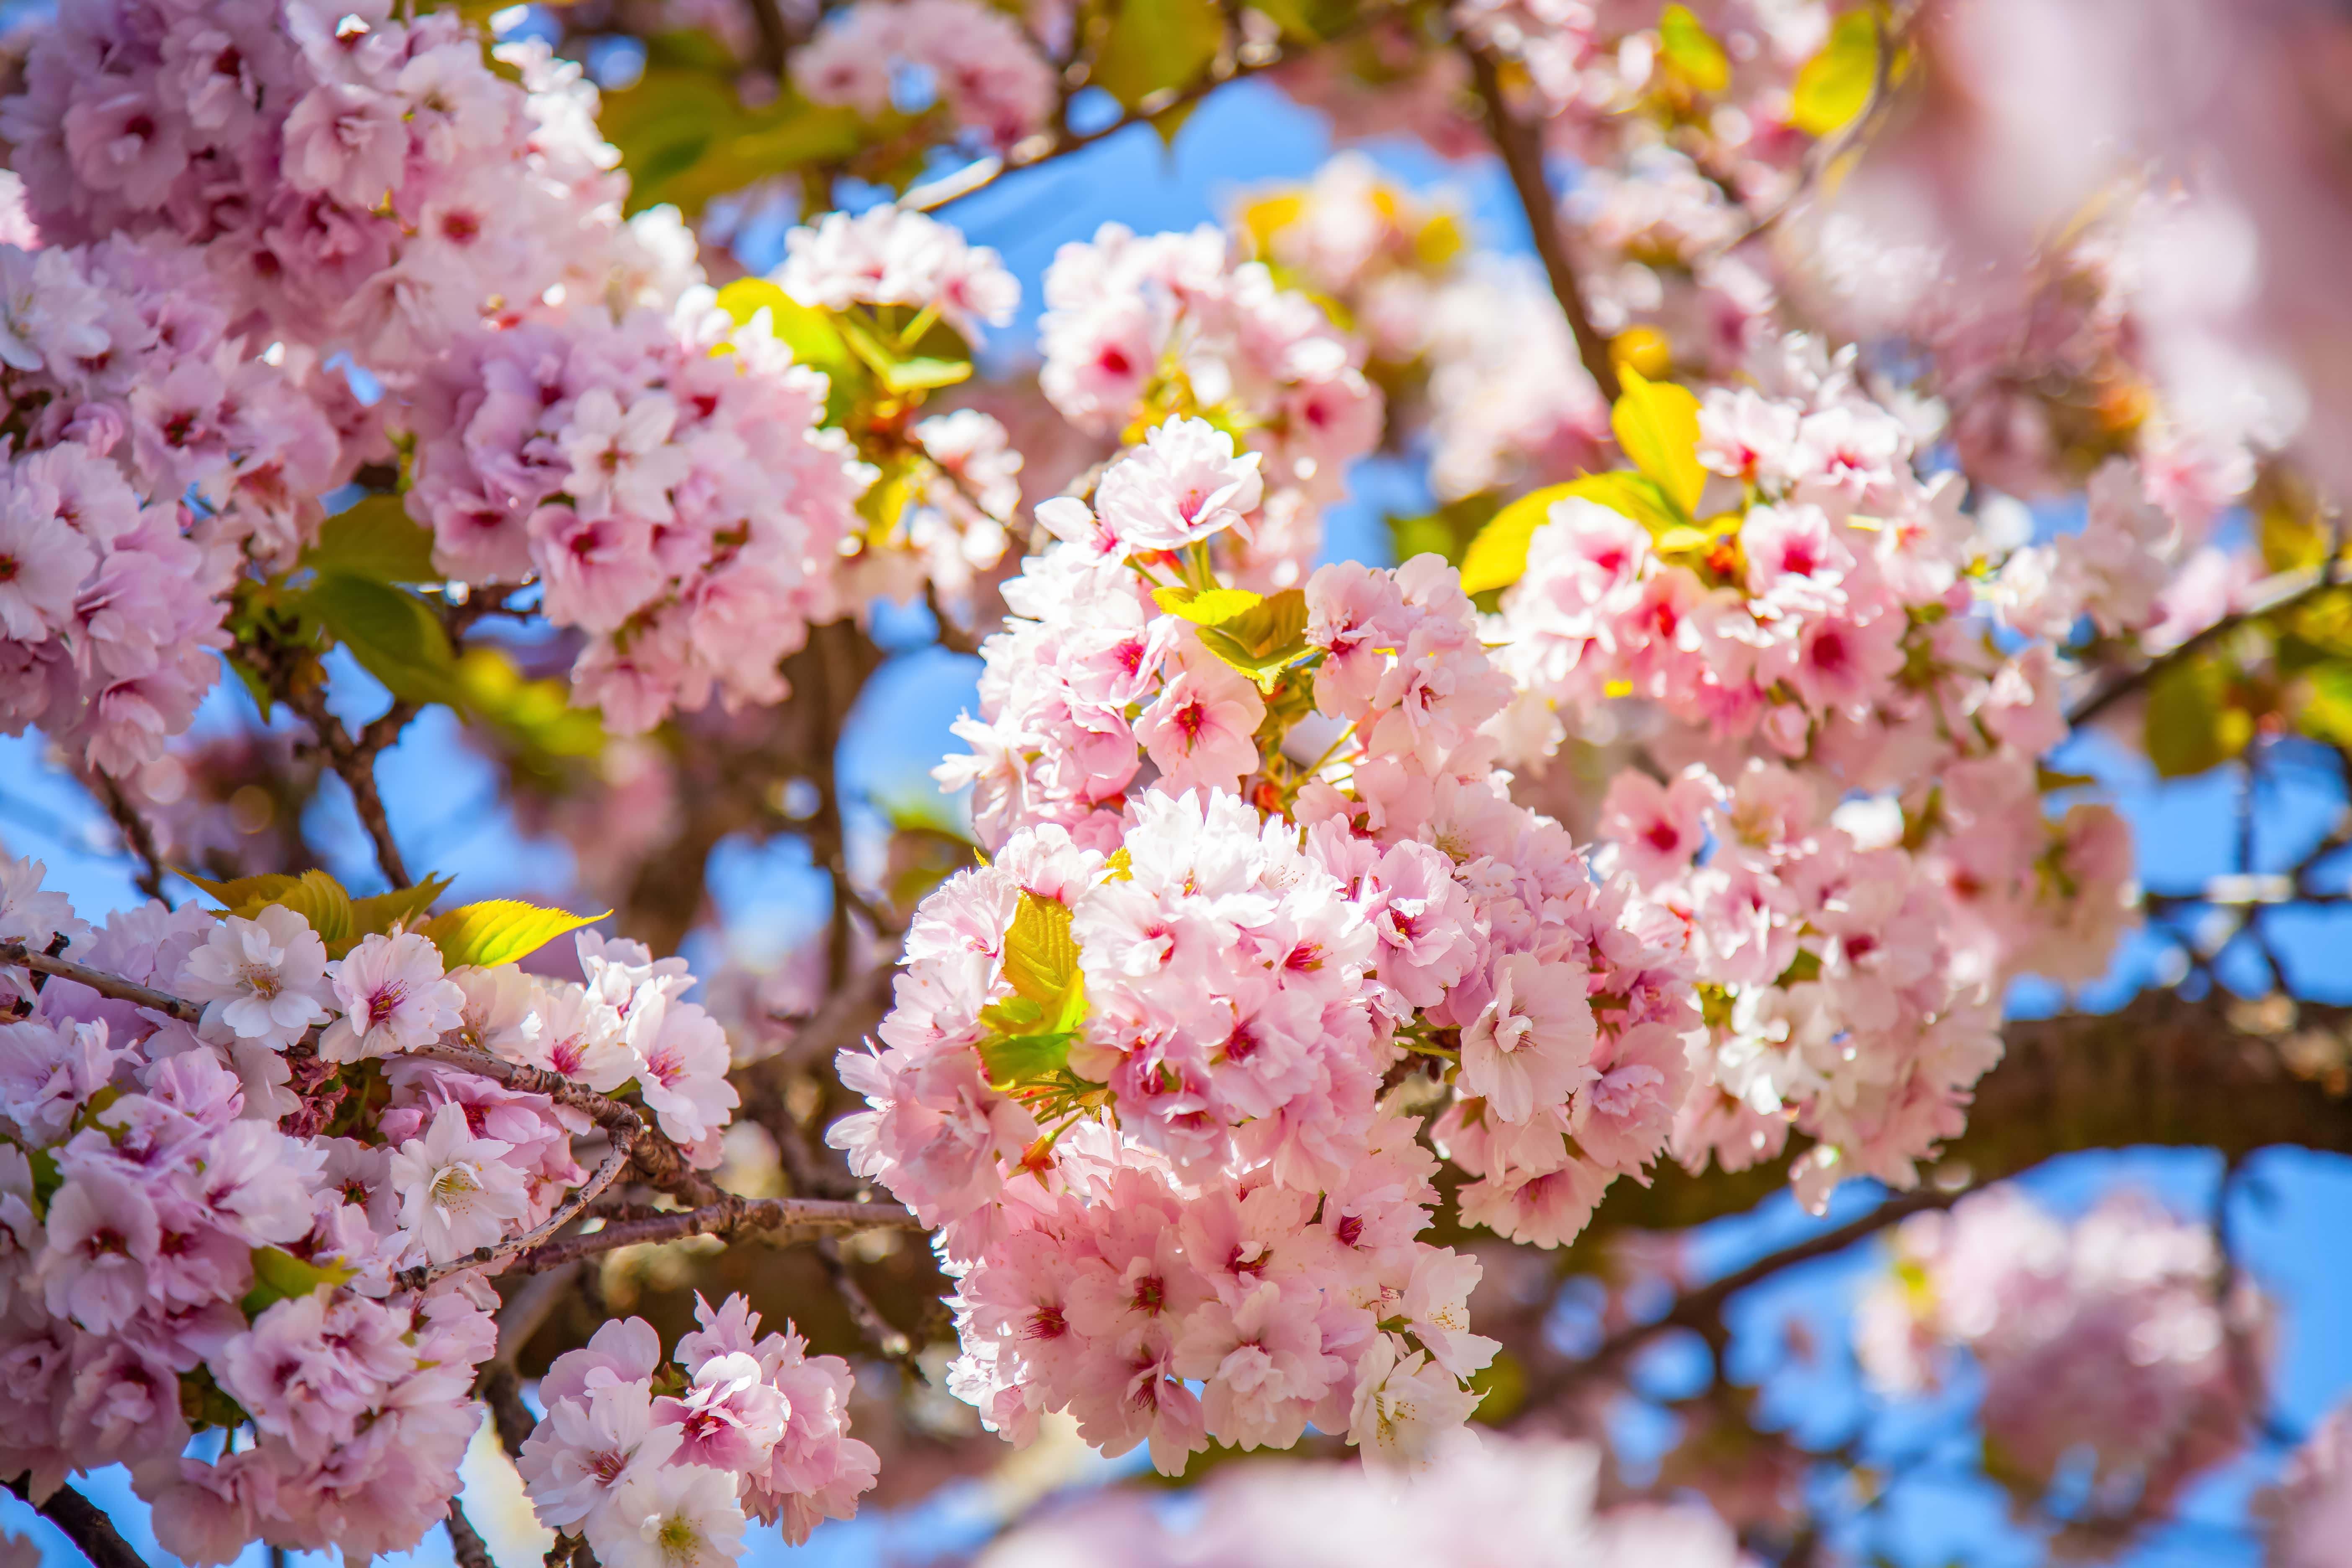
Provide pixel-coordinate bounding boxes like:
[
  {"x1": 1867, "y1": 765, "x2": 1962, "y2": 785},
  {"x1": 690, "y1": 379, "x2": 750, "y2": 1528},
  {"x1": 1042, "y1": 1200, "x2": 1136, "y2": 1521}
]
[
  {"x1": 1153, "y1": 585, "x2": 1265, "y2": 624},
  {"x1": 1092, "y1": 0, "x2": 1226, "y2": 112},
  {"x1": 1790, "y1": 9, "x2": 1878, "y2": 138},
  {"x1": 274, "y1": 869, "x2": 354, "y2": 950},
  {"x1": 1460, "y1": 484, "x2": 1575, "y2": 596},
  {"x1": 1659, "y1": 5, "x2": 1730, "y2": 93},
  {"x1": 420, "y1": 900, "x2": 609, "y2": 969},
  {"x1": 302, "y1": 494, "x2": 440, "y2": 584},
  {"x1": 348, "y1": 874, "x2": 454, "y2": 940},
  {"x1": 1610, "y1": 368, "x2": 1706, "y2": 518},
  {"x1": 181, "y1": 871, "x2": 302, "y2": 913},
  {"x1": 242, "y1": 1246, "x2": 358, "y2": 1319},
  {"x1": 715, "y1": 279, "x2": 851, "y2": 371},
  {"x1": 2145, "y1": 656, "x2": 2246, "y2": 779},
  {"x1": 1196, "y1": 588, "x2": 1311, "y2": 679},
  {"x1": 1002, "y1": 893, "x2": 1082, "y2": 1018}
]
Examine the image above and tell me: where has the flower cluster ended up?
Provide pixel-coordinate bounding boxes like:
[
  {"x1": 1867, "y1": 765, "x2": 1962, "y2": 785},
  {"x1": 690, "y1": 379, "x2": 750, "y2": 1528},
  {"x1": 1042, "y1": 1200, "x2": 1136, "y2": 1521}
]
[
  {"x1": 772, "y1": 205, "x2": 1024, "y2": 614},
  {"x1": 972, "y1": 1434, "x2": 1745, "y2": 1568},
  {"x1": 1857, "y1": 1186, "x2": 2267, "y2": 1523},
  {"x1": 518, "y1": 1294, "x2": 877, "y2": 1562},
  {"x1": 2262, "y1": 1401, "x2": 2352, "y2": 1568},
  {"x1": 0, "y1": 232, "x2": 344, "y2": 774},
  {"x1": 793, "y1": 0, "x2": 1059, "y2": 150},
  {"x1": 3, "y1": 0, "x2": 644, "y2": 382},
  {"x1": 835, "y1": 417, "x2": 1696, "y2": 1471},
  {"x1": 404, "y1": 297, "x2": 873, "y2": 734},
  {"x1": 1600, "y1": 760, "x2": 2003, "y2": 1207},
  {"x1": 0, "y1": 854, "x2": 756, "y2": 1563},
  {"x1": 1494, "y1": 344, "x2": 2137, "y2": 1206},
  {"x1": 1039, "y1": 224, "x2": 1385, "y2": 585}
]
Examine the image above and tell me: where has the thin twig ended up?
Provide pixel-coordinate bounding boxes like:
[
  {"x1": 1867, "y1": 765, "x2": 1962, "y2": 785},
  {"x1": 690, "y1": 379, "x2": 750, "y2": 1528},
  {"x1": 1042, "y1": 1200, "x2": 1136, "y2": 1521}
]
[
  {"x1": 2068, "y1": 562, "x2": 2349, "y2": 727},
  {"x1": 1522, "y1": 1184, "x2": 1967, "y2": 1412},
  {"x1": 5, "y1": 1478, "x2": 150, "y2": 1568},
  {"x1": 397, "y1": 1118, "x2": 642, "y2": 1292},
  {"x1": 445, "y1": 1498, "x2": 496, "y2": 1568},
  {"x1": 1461, "y1": 40, "x2": 1621, "y2": 403},
  {"x1": 508, "y1": 1192, "x2": 924, "y2": 1273},
  {"x1": 901, "y1": 6, "x2": 1397, "y2": 215},
  {"x1": 89, "y1": 770, "x2": 169, "y2": 904},
  {"x1": 817, "y1": 1234, "x2": 920, "y2": 1374},
  {"x1": 0, "y1": 939, "x2": 201, "y2": 1022}
]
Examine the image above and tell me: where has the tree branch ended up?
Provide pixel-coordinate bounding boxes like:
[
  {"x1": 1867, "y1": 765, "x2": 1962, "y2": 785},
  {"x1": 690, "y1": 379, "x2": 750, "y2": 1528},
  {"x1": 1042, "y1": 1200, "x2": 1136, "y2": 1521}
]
[
  {"x1": 902, "y1": 7, "x2": 1397, "y2": 215},
  {"x1": 6, "y1": 1478, "x2": 150, "y2": 1568},
  {"x1": 445, "y1": 1498, "x2": 496, "y2": 1568},
  {"x1": 1461, "y1": 40, "x2": 1621, "y2": 403},
  {"x1": 397, "y1": 1116, "x2": 642, "y2": 1292},
  {"x1": 0, "y1": 940, "x2": 201, "y2": 1023},
  {"x1": 2068, "y1": 562, "x2": 2348, "y2": 727},
  {"x1": 507, "y1": 1192, "x2": 922, "y2": 1273},
  {"x1": 89, "y1": 770, "x2": 168, "y2": 904}
]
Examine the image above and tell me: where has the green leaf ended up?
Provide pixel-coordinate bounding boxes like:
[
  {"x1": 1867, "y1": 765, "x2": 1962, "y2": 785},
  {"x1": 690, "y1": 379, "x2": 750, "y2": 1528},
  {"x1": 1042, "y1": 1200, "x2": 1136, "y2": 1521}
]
[
  {"x1": 453, "y1": 647, "x2": 607, "y2": 761},
  {"x1": 1195, "y1": 588, "x2": 1312, "y2": 679},
  {"x1": 1790, "y1": 8, "x2": 1878, "y2": 138},
  {"x1": 420, "y1": 900, "x2": 609, "y2": 969},
  {"x1": 242, "y1": 1246, "x2": 358, "y2": 1320},
  {"x1": 600, "y1": 67, "x2": 865, "y2": 216},
  {"x1": 1092, "y1": 0, "x2": 1226, "y2": 112},
  {"x1": 834, "y1": 310, "x2": 972, "y2": 396},
  {"x1": 1659, "y1": 4, "x2": 1730, "y2": 93},
  {"x1": 348, "y1": 874, "x2": 455, "y2": 940},
  {"x1": 978, "y1": 1029, "x2": 1078, "y2": 1091},
  {"x1": 1152, "y1": 585, "x2": 1266, "y2": 625},
  {"x1": 2145, "y1": 656, "x2": 2246, "y2": 779},
  {"x1": 302, "y1": 574, "x2": 463, "y2": 709},
  {"x1": 1610, "y1": 368, "x2": 1706, "y2": 518},
  {"x1": 303, "y1": 494, "x2": 441, "y2": 584}
]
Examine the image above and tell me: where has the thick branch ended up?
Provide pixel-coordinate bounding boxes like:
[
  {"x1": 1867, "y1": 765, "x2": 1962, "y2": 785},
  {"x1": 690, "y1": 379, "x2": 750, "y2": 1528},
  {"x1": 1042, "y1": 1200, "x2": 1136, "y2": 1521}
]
[
  {"x1": 1461, "y1": 41, "x2": 1621, "y2": 403},
  {"x1": 1593, "y1": 987, "x2": 2352, "y2": 1236},
  {"x1": 0, "y1": 941, "x2": 200, "y2": 1023},
  {"x1": 6, "y1": 1478, "x2": 149, "y2": 1568},
  {"x1": 508, "y1": 1193, "x2": 923, "y2": 1273},
  {"x1": 445, "y1": 1498, "x2": 495, "y2": 1568}
]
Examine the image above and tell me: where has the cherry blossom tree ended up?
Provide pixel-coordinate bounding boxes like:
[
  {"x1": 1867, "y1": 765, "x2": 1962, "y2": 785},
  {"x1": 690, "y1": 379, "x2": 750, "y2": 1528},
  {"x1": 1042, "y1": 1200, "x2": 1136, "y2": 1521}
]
[{"x1": 0, "y1": 0, "x2": 2346, "y2": 1565}]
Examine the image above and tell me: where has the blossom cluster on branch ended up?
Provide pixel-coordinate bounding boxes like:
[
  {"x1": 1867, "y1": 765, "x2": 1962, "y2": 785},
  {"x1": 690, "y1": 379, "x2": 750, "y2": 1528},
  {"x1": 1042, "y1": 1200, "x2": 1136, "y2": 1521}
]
[{"x1": 0, "y1": 854, "x2": 824, "y2": 1565}]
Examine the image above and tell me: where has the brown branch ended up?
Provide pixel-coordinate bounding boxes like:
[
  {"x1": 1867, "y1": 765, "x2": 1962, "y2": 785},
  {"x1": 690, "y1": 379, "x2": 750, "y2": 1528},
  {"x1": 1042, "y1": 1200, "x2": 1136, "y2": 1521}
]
[
  {"x1": 2068, "y1": 562, "x2": 2347, "y2": 727},
  {"x1": 0, "y1": 940, "x2": 201, "y2": 1023},
  {"x1": 397, "y1": 1117, "x2": 642, "y2": 1292},
  {"x1": 89, "y1": 770, "x2": 168, "y2": 903},
  {"x1": 1525, "y1": 1184, "x2": 1968, "y2": 1411},
  {"x1": 901, "y1": 6, "x2": 1397, "y2": 215},
  {"x1": 445, "y1": 1498, "x2": 496, "y2": 1568},
  {"x1": 1461, "y1": 41, "x2": 1621, "y2": 403},
  {"x1": 6, "y1": 1478, "x2": 150, "y2": 1568},
  {"x1": 817, "y1": 1234, "x2": 920, "y2": 1373},
  {"x1": 744, "y1": 0, "x2": 790, "y2": 79},
  {"x1": 507, "y1": 1192, "x2": 923, "y2": 1273}
]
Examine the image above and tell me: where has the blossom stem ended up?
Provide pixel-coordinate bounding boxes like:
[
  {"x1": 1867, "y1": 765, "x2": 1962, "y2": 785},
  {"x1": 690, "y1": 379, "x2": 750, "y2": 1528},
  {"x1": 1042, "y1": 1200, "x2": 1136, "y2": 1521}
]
[{"x1": 5, "y1": 1478, "x2": 150, "y2": 1568}]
